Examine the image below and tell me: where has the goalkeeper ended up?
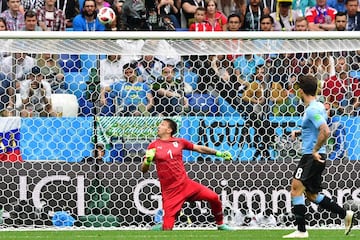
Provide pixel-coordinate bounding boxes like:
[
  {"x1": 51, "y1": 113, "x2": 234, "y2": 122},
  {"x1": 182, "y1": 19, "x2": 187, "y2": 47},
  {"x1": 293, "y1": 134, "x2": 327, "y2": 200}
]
[{"x1": 141, "y1": 118, "x2": 233, "y2": 231}]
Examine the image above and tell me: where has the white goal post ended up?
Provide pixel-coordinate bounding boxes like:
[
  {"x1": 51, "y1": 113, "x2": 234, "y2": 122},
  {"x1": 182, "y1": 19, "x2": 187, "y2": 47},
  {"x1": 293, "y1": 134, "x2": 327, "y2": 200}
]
[
  {"x1": 1, "y1": 31, "x2": 360, "y2": 55},
  {"x1": 0, "y1": 31, "x2": 359, "y2": 229}
]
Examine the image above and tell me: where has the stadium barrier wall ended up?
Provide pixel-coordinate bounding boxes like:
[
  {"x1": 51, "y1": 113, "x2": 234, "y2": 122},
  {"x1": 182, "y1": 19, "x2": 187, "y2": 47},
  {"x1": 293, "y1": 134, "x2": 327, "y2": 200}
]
[
  {"x1": 4, "y1": 116, "x2": 359, "y2": 162},
  {"x1": 0, "y1": 160, "x2": 359, "y2": 228}
]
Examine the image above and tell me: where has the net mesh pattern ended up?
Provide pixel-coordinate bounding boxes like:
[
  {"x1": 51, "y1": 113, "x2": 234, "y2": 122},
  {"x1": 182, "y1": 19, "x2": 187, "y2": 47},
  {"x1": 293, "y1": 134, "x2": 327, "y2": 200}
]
[{"x1": 0, "y1": 35, "x2": 359, "y2": 229}]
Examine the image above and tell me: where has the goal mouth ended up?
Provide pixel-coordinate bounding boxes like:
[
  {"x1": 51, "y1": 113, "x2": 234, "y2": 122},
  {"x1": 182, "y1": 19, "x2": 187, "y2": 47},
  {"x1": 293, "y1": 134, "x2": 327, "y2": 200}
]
[{"x1": 0, "y1": 31, "x2": 358, "y2": 230}]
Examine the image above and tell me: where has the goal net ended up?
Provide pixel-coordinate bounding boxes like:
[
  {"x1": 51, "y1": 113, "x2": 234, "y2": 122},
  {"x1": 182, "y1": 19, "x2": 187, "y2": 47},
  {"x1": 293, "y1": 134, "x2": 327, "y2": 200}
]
[{"x1": 0, "y1": 32, "x2": 359, "y2": 229}]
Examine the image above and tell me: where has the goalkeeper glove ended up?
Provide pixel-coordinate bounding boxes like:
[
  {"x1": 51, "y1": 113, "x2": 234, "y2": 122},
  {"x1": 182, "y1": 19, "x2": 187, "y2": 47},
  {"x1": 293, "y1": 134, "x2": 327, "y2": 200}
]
[
  {"x1": 144, "y1": 148, "x2": 156, "y2": 166},
  {"x1": 215, "y1": 151, "x2": 232, "y2": 160}
]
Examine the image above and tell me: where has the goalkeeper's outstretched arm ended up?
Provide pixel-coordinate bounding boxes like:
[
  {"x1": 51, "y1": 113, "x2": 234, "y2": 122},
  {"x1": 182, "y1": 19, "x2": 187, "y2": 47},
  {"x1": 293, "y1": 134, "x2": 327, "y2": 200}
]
[{"x1": 193, "y1": 145, "x2": 232, "y2": 160}]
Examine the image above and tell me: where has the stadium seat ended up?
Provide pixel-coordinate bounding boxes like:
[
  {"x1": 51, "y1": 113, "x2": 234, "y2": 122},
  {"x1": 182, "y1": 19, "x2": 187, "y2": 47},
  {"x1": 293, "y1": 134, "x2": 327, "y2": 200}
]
[
  {"x1": 186, "y1": 93, "x2": 219, "y2": 116},
  {"x1": 183, "y1": 69, "x2": 198, "y2": 90},
  {"x1": 64, "y1": 72, "x2": 88, "y2": 99},
  {"x1": 349, "y1": 70, "x2": 360, "y2": 78},
  {"x1": 217, "y1": 97, "x2": 240, "y2": 116},
  {"x1": 59, "y1": 54, "x2": 82, "y2": 72},
  {"x1": 80, "y1": 54, "x2": 98, "y2": 73}
]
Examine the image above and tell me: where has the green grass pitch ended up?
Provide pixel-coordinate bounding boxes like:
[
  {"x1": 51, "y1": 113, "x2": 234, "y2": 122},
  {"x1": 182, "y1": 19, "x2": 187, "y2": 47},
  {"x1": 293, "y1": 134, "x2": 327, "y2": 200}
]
[{"x1": 0, "y1": 229, "x2": 358, "y2": 240}]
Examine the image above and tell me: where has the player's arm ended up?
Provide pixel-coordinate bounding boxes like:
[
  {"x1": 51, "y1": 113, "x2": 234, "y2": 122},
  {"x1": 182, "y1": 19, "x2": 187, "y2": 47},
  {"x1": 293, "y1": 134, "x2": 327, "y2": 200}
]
[
  {"x1": 291, "y1": 129, "x2": 301, "y2": 140},
  {"x1": 312, "y1": 123, "x2": 331, "y2": 162},
  {"x1": 192, "y1": 144, "x2": 232, "y2": 160}
]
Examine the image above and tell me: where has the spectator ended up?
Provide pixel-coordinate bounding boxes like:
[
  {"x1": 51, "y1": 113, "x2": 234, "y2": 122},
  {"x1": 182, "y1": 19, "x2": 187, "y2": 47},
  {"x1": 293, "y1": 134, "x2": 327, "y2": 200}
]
[
  {"x1": 346, "y1": 49, "x2": 360, "y2": 71},
  {"x1": 233, "y1": 54, "x2": 265, "y2": 81},
  {"x1": 305, "y1": 0, "x2": 337, "y2": 31},
  {"x1": 205, "y1": 0, "x2": 227, "y2": 31},
  {"x1": 36, "y1": 0, "x2": 66, "y2": 31},
  {"x1": 334, "y1": 11, "x2": 347, "y2": 30},
  {"x1": 0, "y1": 17, "x2": 9, "y2": 61},
  {"x1": 241, "y1": 64, "x2": 267, "y2": 117},
  {"x1": 327, "y1": 0, "x2": 346, "y2": 12},
  {"x1": 218, "y1": 0, "x2": 232, "y2": 17},
  {"x1": 144, "y1": 0, "x2": 160, "y2": 30},
  {"x1": 0, "y1": 0, "x2": 25, "y2": 31},
  {"x1": 99, "y1": 54, "x2": 126, "y2": 106},
  {"x1": 121, "y1": 0, "x2": 146, "y2": 30},
  {"x1": 0, "y1": 73, "x2": 14, "y2": 117},
  {"x1": 242, "y1": 0, "x2": 267, "y2": 30},
  {"x1": 292, "y1": 0, "x2": 316, "y2": 16},
  {"x1": 110, "y1": 62, "x2": 154, "y2": 116},
  {"x1": 152, "y1": 65, "x2": 189, "y2": 116},
  {"x1": 212, "y1": 63, "x2": 247, "y2": 115},
  {"x1": 1, "y1": 0, "x2": 8, "y2": 12},
  {"x1": 248, "y1": 65, "x2": 274, "y2": 161},
  {"x1": 20, "y1": 0, "x2": 44, "y2": 12},
  {"x1": 322, "y1": 55, "x2": 360, "y2": 116},
  {"x1": 57, "y1": 0, "x2": 80, "y2": 28},
  {"x1": 73, "y1": 0, "x2": 105, "y2": 31},
  {"x1": 182, "y1": 0, "x2": 206, "y2": 28},
  {"x1": 270, "y1": 0, "x2": 301, "y2": 31},
  {"x1": 263, "y1": 0, "x2": 277, "y2": 13},
  {"x1": 107, "y1": 0, "x2": 124, "y2": 30},
  {"x1": 36, "y1": 53, "x2": 66, "y2": 93},
  {"x1": 207, "y1": 54, "x2": 232, "y2": 88},
  {"x1": 0, "y1": 17, "x2": 7, "y2": 30},
  {"x1": 22, "y1": 9, "x2": 43, "y2": 30},
  {"x1": 95, "y1": 0, "x2": 110, "y2": 11},
  {"x1": 225, "y1": 14, "x2": 242, "y2": 62},
  {"x1": 230, "y1": 0, "x2": 246, "y2": 24},
  {"x1": 324, "y1": 103, "x2": 347, "y2": 160},
  {"x1": 190, "y1": 55, "x2": 220, "y2": 94},
  {"x1": 226, "y1": 13, "x2": 242, "y2": 30},
  {"x1": 157, "y1": 0, "x2": 181, "y2": 29},
  {"x1": 136, "y1": 55, "x2": 165, "y2": 85},
  {"x1": 345, "y1": 0, "x2": 360, "y2": 31},
  {"x1": 269, "y1": 53, "x2": 299, "y2": 116},
  {"x1": 82, "y1": 67, "x2": 101, "y2": 115},
  {"x1": 19, "y1": 66, "x2": 56, "y2": 117},
  {"x1": 309, "y1": 52, "x2": 331, "y2": 87},
  {"x1": 217, "y1": 54, "x2": 235, "y2": 78},
  {"x1": 1, "y1": 52, "x2": 36, "y2": 91},
  {"x1": 294, "y1": 16, "x2": 309, "y2": 30},
  {"x1": 259, "y1": 14, "x2": 274, "y2": 31},
  {"x1": 188, "y1": 6, "x2": 212, "y2": 30}
]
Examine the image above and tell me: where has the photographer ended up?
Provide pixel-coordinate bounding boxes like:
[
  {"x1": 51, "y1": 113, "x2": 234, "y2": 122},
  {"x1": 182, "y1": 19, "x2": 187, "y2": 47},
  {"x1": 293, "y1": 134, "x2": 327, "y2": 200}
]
[{"x1": 20, "y1": 66, "x2": 56, "y2": 117}]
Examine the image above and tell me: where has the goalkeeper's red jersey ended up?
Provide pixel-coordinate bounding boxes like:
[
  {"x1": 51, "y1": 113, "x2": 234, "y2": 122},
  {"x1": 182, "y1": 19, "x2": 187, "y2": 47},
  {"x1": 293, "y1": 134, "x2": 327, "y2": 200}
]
[{"x1": 147, "y1": 137, "x2": 194, "y2": 193}]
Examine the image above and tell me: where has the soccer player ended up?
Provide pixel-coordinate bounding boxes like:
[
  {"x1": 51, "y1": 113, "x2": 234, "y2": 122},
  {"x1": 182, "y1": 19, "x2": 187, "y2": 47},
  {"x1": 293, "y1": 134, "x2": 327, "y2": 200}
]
[
  {"x1": 282, "y1": 75, "x2": 354, "y2": 239},
  {"x1": 141, "y1": 118, "x2": 233, "y2": 231}
]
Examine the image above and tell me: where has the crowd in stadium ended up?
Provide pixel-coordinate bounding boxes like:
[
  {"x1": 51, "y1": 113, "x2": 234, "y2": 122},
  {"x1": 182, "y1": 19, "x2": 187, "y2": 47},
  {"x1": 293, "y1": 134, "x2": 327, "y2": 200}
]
[{"x1": 0, "y1": 0, "x2": 359, "y2": 118}]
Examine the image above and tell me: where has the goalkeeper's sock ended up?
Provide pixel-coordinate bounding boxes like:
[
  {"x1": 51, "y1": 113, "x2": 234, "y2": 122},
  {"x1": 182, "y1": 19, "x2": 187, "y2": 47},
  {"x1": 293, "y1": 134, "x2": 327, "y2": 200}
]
[{"x1": 318, "y1": 195, "x2": 346, "y2": 219}]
